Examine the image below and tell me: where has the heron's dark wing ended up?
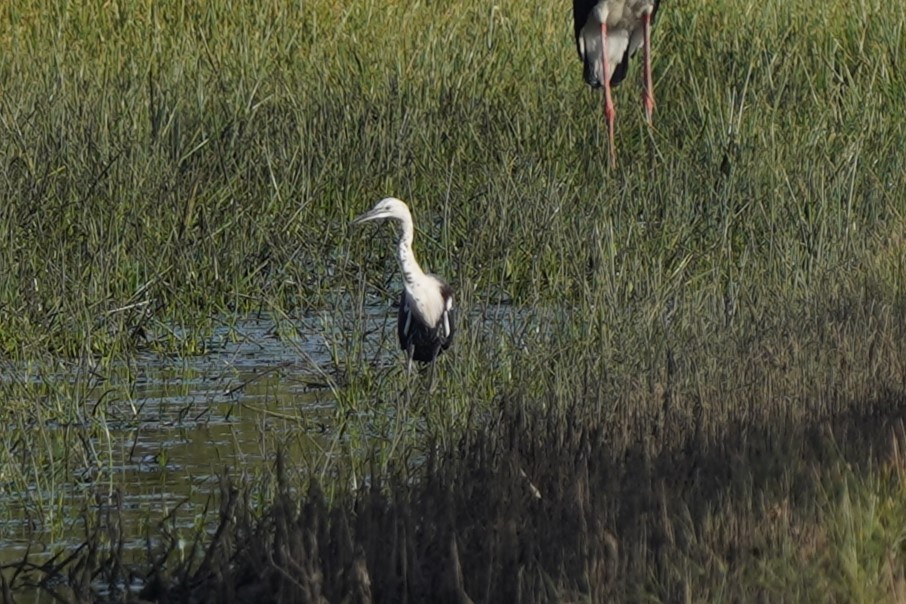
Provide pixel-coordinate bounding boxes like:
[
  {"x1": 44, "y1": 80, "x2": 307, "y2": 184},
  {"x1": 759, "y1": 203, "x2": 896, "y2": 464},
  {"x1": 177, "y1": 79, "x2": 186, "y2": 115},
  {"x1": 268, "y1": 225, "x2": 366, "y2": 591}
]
[
  {"x1": 397, "y1": 290, "x2": 413, "y2": 353},
  {"x1": 439, "y1": 283, "x2": 455, "y2": 352},
  {"x1": 397, "y1": 285, "x2": 455, "y2": 364}
]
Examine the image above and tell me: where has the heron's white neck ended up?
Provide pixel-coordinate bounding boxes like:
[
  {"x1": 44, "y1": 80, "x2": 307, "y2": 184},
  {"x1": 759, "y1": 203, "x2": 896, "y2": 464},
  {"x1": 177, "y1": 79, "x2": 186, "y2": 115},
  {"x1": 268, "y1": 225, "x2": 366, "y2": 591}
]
[{"x1": 396, "y1": 218, "x2": 426, "y2": 287}]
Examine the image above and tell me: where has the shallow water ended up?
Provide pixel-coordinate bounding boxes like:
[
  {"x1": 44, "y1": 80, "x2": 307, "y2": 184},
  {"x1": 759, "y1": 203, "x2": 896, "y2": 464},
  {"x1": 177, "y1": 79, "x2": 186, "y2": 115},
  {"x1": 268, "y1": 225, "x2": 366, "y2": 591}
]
[
  {"x1": 0, "y1": 303, "x2": 535, "y2": 584},
  {"x1": 0, "y1": 308, "x2": 393, "y2": 569}
]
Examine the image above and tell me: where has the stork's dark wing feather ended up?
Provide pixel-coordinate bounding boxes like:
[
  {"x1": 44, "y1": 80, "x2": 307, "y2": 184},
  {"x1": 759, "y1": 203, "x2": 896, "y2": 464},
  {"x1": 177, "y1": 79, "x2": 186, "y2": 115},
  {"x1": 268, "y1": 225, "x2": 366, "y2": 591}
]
[
  {"x1": 572, "y1": 0, "x2": 598, "y2": 60},
  {"x1": 613, "y1": 0, "x2": 661, "y2": 87},
  {"x1": 610, "y1": 54, "x2": 631, "y2": 87}
]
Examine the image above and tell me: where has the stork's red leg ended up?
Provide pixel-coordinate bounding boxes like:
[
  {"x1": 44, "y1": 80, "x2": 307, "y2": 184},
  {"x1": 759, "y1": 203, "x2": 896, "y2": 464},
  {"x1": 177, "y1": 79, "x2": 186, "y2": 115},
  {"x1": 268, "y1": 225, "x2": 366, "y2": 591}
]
[
  {"x1": 601, "y1": 22, "x2": 617, "y2": 169},
  {"x1": 642, "y1": 12, "x2": 655, "y2": 126}
]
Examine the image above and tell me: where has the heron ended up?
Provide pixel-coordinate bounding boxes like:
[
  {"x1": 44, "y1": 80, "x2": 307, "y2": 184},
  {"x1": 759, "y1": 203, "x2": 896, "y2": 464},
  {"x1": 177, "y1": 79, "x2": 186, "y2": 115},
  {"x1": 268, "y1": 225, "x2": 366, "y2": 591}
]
[
  {"x1": 351, "y1": 197, "x2": 455, "y2": 379},
  {"x1": 573, "y1": 0, "x2": 660, "y2": 169}
]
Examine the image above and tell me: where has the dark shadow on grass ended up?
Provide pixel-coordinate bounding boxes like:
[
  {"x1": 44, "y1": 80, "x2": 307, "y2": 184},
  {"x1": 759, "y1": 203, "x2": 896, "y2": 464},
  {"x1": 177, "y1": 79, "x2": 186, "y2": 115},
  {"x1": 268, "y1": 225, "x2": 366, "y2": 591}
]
[
  {"x1": 152, "y1": 389, "x2": 906, "y2": 602},
  {"x1": 7, "y1": 389, "x2": 906, "y2": 602}
]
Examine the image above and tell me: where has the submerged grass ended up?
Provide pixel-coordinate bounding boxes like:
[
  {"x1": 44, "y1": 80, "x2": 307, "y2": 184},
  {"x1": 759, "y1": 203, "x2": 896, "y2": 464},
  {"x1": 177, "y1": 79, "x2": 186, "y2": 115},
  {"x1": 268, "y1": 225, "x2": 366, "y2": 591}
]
[{"x1": 2, "y1": 0, "x2": 906, "y2": 600}]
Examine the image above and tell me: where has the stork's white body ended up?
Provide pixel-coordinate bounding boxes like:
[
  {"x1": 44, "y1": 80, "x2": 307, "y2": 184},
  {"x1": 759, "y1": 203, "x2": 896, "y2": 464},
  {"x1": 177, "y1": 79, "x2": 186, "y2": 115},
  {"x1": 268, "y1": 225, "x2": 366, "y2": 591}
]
[
  {"x1": 576, "y1": 0, "x2": 656, "y2": 89},
  {"x1": 573, "y1": 0, "x2": 659, "y2": 169}
]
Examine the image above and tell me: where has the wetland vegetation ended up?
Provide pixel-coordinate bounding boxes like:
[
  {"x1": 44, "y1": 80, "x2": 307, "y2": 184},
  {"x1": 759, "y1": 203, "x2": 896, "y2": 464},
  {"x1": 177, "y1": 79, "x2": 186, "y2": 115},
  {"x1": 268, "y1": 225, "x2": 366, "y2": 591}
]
[{"x1": 2, "y1": 0, "x2": 906, "y2": 601}]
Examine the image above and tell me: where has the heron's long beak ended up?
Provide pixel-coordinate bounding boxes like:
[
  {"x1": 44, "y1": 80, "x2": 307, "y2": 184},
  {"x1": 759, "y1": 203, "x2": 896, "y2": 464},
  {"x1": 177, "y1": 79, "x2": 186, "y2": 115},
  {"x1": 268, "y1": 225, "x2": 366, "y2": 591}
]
[{"x1": 350, "y1": 210, "x2": 378, "y2": 225}]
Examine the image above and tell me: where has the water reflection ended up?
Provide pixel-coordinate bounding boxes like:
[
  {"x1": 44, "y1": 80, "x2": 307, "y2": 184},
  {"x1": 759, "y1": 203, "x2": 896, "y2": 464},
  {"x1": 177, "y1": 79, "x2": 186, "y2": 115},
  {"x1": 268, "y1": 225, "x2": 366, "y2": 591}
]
[
  {"x1": 0, "y1": 309, "x2": 385, "y2": 565},
  {"x1": 0, "y1": 302, "x2": 536, "y2": 573}
]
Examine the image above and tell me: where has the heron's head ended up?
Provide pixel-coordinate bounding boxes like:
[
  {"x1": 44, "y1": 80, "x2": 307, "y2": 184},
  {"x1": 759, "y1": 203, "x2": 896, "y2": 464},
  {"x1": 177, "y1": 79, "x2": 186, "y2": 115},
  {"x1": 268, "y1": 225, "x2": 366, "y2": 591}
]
[{"x1": 351, "y1": 197, "x2": 412, "y2": 226}]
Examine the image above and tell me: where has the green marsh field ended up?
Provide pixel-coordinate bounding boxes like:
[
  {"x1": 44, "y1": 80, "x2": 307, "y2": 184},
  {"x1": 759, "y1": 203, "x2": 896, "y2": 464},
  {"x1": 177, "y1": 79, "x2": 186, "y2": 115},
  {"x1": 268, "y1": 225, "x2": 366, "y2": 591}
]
[{"x1": 3, "y1": 0, "x2": 906, "y2": 601}]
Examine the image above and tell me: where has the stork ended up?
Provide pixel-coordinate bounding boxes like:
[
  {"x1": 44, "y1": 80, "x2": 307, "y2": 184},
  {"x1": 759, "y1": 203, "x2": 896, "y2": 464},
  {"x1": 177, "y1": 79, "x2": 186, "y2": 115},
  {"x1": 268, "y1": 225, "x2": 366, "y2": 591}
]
[
  {"x1": 573, "y1": 0, "x2": 660, "y2": 169},
  {"x1": 351, "y1": 197, "x2": 455, "y2": 378}
]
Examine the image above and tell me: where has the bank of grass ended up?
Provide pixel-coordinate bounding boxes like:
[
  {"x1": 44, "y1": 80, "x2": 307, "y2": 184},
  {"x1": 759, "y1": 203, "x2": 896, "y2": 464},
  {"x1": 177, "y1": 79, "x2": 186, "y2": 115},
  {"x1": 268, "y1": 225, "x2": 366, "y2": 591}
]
[{"x1": 2, "y1": 0, "x2": 906, "y2": 600}]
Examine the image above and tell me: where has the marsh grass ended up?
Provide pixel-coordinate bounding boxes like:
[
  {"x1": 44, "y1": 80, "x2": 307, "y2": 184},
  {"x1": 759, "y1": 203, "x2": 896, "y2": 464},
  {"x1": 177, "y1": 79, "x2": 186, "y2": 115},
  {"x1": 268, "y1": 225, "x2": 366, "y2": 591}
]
[
  {"x1": 12, "y1": 394, "x2": 906, "y2": 602},
  {"x1": 3, "y1": 0, "x2": 906, "y2": 600}
]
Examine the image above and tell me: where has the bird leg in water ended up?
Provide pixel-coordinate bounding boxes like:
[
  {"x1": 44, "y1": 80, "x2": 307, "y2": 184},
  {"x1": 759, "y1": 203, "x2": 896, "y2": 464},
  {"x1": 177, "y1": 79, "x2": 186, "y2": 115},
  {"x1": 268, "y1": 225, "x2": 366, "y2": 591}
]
[
  {"x1": 601, "y1": 22, "x2": 617, "y2": 170},
  {"x1": 642, "y1": 12, "x2": 655, "y2": 125}
]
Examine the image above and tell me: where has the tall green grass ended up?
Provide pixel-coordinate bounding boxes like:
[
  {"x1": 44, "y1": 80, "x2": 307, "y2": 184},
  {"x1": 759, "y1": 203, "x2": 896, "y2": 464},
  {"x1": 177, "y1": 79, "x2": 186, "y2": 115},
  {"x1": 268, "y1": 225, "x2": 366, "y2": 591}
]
[
  {"x1": 3, "y1": 0, "x2": 900, "y2": 356},
  {"x1": 3, "y1": 0, "x2": 906, "y2": 600}
]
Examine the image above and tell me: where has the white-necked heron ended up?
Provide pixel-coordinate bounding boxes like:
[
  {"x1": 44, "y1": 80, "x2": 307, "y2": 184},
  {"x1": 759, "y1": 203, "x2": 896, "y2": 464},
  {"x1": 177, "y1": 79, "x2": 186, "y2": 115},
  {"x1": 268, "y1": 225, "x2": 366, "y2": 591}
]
[{"x1": 352, "y1": 197, "x2": 455, "y2": 376}]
